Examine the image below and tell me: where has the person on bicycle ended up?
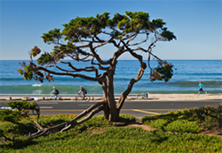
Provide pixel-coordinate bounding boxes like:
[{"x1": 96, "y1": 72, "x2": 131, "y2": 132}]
[
  {"x1": 77, "y1": 86, "x2": 87, "y2": 99},
  {"x1": 50, "y1": 87, "x2": 59, "y2": 100}
]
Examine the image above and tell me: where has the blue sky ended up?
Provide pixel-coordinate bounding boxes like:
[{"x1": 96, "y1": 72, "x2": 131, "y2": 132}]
[{"x1": 0, "y1": 0, "x2": 221, "y2": 60}]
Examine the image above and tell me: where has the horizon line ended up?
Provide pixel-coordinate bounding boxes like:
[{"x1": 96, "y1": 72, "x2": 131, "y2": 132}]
[{"x1": 0, "y1": 59, "x2": 222, "y2": 61}]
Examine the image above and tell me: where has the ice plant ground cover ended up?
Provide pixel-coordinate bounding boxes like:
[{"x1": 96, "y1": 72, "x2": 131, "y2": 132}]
[{"x1": 0, "y1": 105, "x2": 222, "y2": 153}]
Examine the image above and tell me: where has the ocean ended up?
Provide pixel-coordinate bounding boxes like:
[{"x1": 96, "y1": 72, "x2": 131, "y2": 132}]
[{"x1": 0, "y1": 60, "x2": 221, "y2": 95}]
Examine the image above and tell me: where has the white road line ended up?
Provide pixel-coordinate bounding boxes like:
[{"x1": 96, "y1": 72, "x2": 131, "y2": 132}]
[{"x1": 40, "y1": 106, "x2": 53, "y2": 109}]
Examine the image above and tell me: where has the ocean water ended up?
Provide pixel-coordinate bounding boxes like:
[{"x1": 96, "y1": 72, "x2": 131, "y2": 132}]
[{"x1": 0, "y1": 60, "x2": 221, "y2": 94}]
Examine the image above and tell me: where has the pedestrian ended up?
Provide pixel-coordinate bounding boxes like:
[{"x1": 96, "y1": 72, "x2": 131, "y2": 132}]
[{"x1": 198, "y1": 81, "x2": 207, "y2": 94}]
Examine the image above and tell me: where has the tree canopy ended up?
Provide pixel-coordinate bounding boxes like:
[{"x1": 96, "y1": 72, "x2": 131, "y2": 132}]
[{"x1": 18, "y1": 11, "x2": 176, "y2": 123}]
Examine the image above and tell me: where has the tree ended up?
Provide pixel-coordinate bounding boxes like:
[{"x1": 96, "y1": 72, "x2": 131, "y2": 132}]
[{"x1": 17, "y1": 11, "x2": 176, "y2": 138}]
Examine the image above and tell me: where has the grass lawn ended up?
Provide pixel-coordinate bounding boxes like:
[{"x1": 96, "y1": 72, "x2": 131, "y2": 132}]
[{"x1": 0, "y1": 106, "x2": 222, "y2": 153}]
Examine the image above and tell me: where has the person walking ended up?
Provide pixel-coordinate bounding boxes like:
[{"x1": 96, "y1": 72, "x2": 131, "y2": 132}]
[
  {"x1": 50, "y1": 86, "x2": 59, "y2": 100},
  {"x1": 198, "y1": 81, "x2": 207, "y2": 94}
]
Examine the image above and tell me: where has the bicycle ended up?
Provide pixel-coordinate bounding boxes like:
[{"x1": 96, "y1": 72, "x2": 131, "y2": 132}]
[
  {"x1": 48, "y1": 93, "x2": 62, "y2": 102},
  {"x1": 74, "y1": 93, "x2": 90, "y2": 102},
  {"x1": 56, "y1": 95, "x2": 63, "y2": 102}
]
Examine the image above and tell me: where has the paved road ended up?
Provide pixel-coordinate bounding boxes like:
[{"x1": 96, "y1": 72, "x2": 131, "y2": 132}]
[{"x1": 1, "y1": 99, "x2": 221, "y2": 119}]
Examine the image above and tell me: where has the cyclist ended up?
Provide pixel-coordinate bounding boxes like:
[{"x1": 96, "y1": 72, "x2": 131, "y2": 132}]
[
  {"x1": 50, "y1": 86, "x2": 59, "y2": 100},
  {"x1": 77, "y1": 86, "x2": 87, "y2": 99}
]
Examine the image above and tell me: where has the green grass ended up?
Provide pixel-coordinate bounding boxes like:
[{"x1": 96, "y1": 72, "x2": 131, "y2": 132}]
[
  {"x1": 0, "y1": 107, "x2": 222, "y2": 153},
  {"x1": 142, "y1": 105, "x2": 222, "y2": 133},
  {"x1": 1, "y1": 127, "x2": 221, "y2": 153}
]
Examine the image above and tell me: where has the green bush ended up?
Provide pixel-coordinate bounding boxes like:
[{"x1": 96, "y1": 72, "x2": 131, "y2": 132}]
[
  {"x1": 8, "y1": 100, "x2": 37, "y2": 111},
  {"x1": 0, "y1": 109, "x2": 22, "y2": 123},
  {"x1": 142, "y1": 105, "x2": 222, "y2": 132}
]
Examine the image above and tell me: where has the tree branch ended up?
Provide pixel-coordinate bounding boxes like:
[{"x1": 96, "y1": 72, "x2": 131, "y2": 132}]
[
  {"x1": 129, "y1": 33, "x2": 149, "y2": 46},
  {"x1": 55, "y1": 62, "x2": 99, "y2": 77},
  {"x1": 30, "y1": 62, "x2": 101, "y2": 82},
  {"x1": 93, "y1": 38, "x2": 113, "y2": 49},
  {"x1": 29, "y1": 101, "x2": 105, "y2": 139},
  {"x1": 78, "y1": 35, "x2": 88, "y2": 46},
  {"x1": 89, "y1": 43, "x2": 112, "y2": 65},
  {"x1": 91, "y1": 58, "x2": 110, "y2": 71},
  {"x1": 61, "y1": 106, "x2": 104, "y2": 132},
  {"x1": 116, "y1": 40, "x2": 147, "y2": 110},
  {"x1": 1, "y1": 133, "x2": 14, "y2": 141}
]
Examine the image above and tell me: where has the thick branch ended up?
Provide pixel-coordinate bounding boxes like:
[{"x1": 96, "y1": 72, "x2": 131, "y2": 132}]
[
  {"x1": 116, "y1": 40, "x2": 147, "y2": 110},
  {"x1": 89, "y1": 43, "x2": 112, "y2": 65},
  {"x1": 61, "y1": 106, "x2": 104, "y2": 132},
  {"x1": 29, "y1": 101, "x2": 105, "y2": 139},
  {"x1": 78, "y1": 35, "x2": 88, "y2": 46},
  {"x1": 93, "y1": 38, "x2": 113, "y2": 49},
  {"x1": 25, "y1": 117, "x2": 44, "y2": 130},
  {"x1": 30, "y1": 62, "x2": 101, "y2": 82},
  {"x1": 69, "y1": 101, "x2": 106, "y2": 122},
  {"x1": 91, "y1": 58, "x2": 110, "y2": 71},
  {"x1": 57, "y1": 62, "x2": 99, "y2": 77},
  {"x1": 129, "y1": 33, "x2": 149, "y2": 46},
  {"x1": 126, "y1": 33, "x2": 138, "y2": 44},
  {"x1": 1, "y1": 133, "x2": 14, "y2": 141}
]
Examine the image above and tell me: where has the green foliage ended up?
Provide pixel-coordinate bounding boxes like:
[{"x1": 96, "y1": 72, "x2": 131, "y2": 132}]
[
  {"x1": 18, "y1": 11, "x2": 176, "y2": 85},
  {"x1": 0, "y1": 109, "x2": 21, "y2": 123},
  {"x1": 59, "y1": 11, "x2": 175, "y2": 42},
  {"x1": 150, "y1": 61, "x2": 174, "y2": 82},
  {"x1": 161, "y1": 27, "x2": 177, "y2": 41},
  {"x1": 142, "y1": 105, "x2": 222, "y2": 132},
  {"x1": 42, "y1": 28, "x2": 61, "y2": 44},
  {"x1": 8, "y1": 100, "x2": 37, "y2": 111},
  {"x1": 23, "y1": 65, "x2": 34, "y2": 80},
  {"x1": 119, "y1": 114, "x2": 136, "y2": 122},
  {"x1": 31, "y1": 46, "x2": 41, "y2": 57},
  {"x1": 37, "y1": 53, "x2": 53, "y2": 65},
  {"x1": 0, "y1": 101, "x2": 37, "y2": 123},
  {"x1": 18, "y1": 63, "x2": 44, "y2": 82},
  {"x1": 17, "y1": 67, "x2": 23, "y2": 75},
  {"x1": 145, "y1": 118, "x2": 202, "y2": 133},
  {"x1": 151, "y1": 18, "x2": 166, "y2": 28},
  {"x1": 50, "y1": 43, "x2": 76, "y2": 58},
  {"x1": 1, "y1": 117, "x2": 222, "y2": 152}
]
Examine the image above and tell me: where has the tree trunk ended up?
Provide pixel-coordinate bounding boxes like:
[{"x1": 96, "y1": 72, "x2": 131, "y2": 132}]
[
  {"x1": 106, "y1": 72, "x2": 119, "y2": 122},
  {"x1": 102, "y1": 82, "x2": 109, "y2": 120}
]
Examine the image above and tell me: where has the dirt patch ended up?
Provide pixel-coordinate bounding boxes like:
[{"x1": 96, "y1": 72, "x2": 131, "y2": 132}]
[
  {"x1": 90, "y1": 128, "x2": 108, "y2": 135},
  {"x1": 200, "y1": 129, "x2": 222, "y2": 137},
  {"x1": 111, "y1": 121, "x2": 159, "y2": 131},
  {"x1": 126, "y1": 122, "x2": 157, "y2": 131}
]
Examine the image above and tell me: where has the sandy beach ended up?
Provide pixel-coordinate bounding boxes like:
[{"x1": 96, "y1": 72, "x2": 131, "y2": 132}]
[
  {"x1": 147, "y1": 93, "x2": 222, "y2": 101},
  {"x1": 1, "y1": 93, "x2": 221, "y2": 101}
]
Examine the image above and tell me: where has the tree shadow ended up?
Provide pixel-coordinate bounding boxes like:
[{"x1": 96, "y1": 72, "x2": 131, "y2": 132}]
[{"x1": 149, "y1": 130, "x2": 169, "y2": 143}]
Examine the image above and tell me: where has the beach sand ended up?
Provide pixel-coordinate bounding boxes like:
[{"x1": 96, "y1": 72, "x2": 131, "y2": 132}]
[
  {"x1": 147, "y1": 93, "x2": 222, "y2": 101},
  {"x1": 1, "y1": 93, "x2": 221, "y2": 101}
]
